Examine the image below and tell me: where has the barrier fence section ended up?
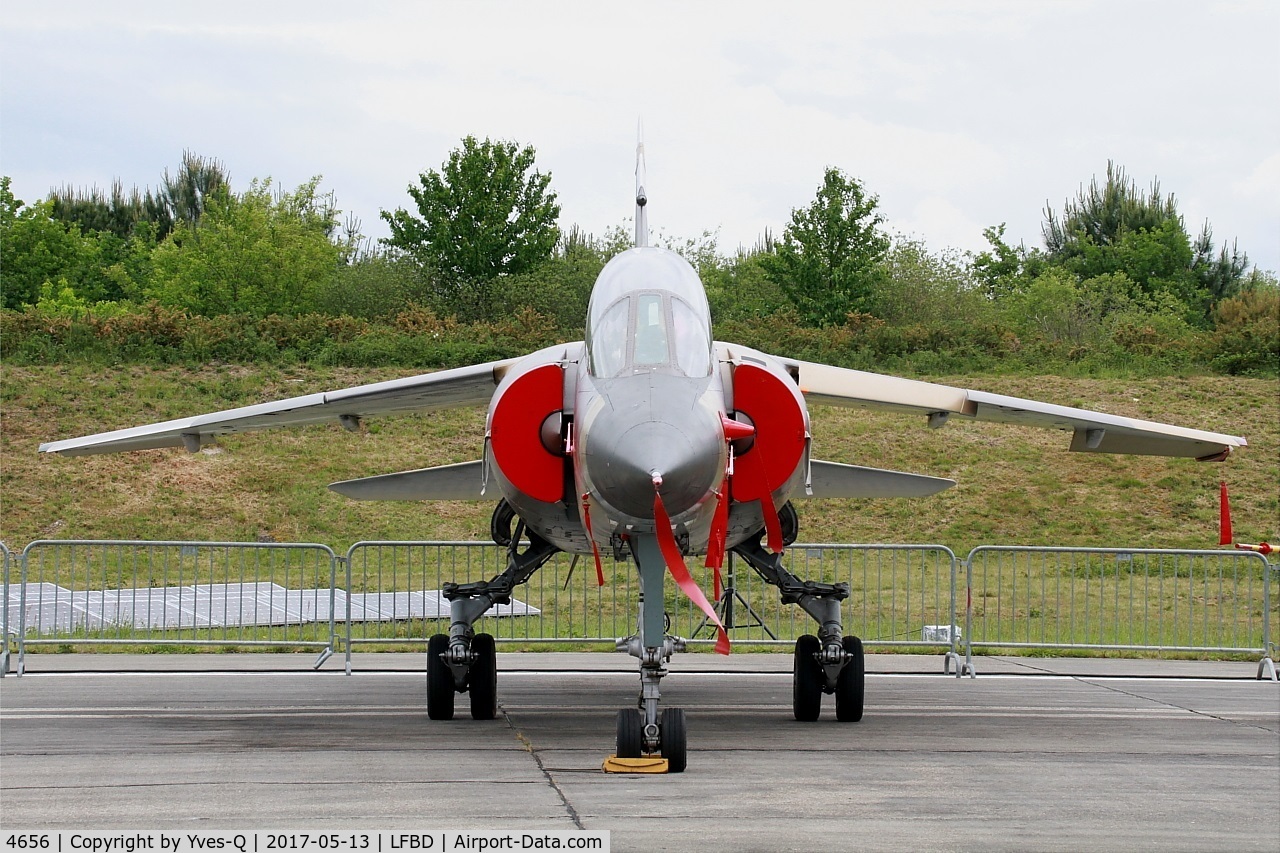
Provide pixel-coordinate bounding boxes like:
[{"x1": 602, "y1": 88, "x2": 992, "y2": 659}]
[
  {"x1": 680, "y1": 544, "x2": 960, "y2": 655},
  {"x1": 343, "y1": 541, "x2": 631, "y2": 651},
  {"x1": 11, "y1": 540, "x2": 339, "y2": 675},
  {"x1": 962, "y1": 546, "x2": 1277, "y2": 679},
  {"x1": 1, "y1": 541, "x2": 11, "y2": 676},
  {"x1": 341, "y1": 541, "x2": 962, "y2": 671},
  {"x1": 6, "y1": 539, "x2": 1274, "y2": 680}
]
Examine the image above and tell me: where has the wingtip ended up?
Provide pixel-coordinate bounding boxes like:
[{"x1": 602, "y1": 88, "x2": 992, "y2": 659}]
[
  {"x1": 326, "y1": 479, "x2": 358, "y2": 499},
  {"x1": 1196, "y1": 443, "x2": 1242, "y2": 463}
]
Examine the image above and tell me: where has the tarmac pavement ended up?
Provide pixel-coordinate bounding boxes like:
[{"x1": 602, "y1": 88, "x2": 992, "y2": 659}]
[{"x1": 2, "y1": 653, "x2": 1277, "y2": 852}]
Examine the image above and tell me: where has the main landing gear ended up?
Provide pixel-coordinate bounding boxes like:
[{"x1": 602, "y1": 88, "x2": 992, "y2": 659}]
[
  {"x1": 733, "y1": 525, "x2": 866, "y2": 723},
  {"x1": 792, "y1": 634, "x2": 864, "y2": 722},
  {"x1": 427, "y1": 507, "x2": 558, "y2": 721},
  {"x1": 427, "y1": 630, "x2": 498, "y2": 720}
]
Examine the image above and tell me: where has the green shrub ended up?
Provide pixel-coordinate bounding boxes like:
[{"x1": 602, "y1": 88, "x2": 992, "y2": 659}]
[{"x1": 1205, "y1": 289, "x2": 1280, "y2": 375}]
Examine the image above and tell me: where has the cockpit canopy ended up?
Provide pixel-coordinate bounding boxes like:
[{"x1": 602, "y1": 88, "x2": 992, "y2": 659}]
[{"x1": 585, "y1": 248, "x2": 713, "y2": 379}]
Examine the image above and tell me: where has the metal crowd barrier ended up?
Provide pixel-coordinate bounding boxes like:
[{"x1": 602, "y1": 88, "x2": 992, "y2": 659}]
[
  {"x1": 10, "y1": 540, "x2": 339, "y2": 675},
  {"x1": 4, "y1": 539, "x2": 1275, "y2": 681},
  {"x1": 961, "y1": 546, "x2": 1276, "y2": 680},
  {"x1": 340, "y1": 541, "x2": 963, "y2": 673},
  {"x1": 1, "y1": 541, "x2": 11, "y2": 676},
  {"x1": 343, "y1": 541, "x2": 626, "y2": 652},
  {"x1": 684, "y1": 544, "x2": 961, "y2": 655}
]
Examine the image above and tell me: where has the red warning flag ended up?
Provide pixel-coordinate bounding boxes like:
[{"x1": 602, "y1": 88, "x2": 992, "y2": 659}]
[
  {"x1": 581, "y1": 493, "x2": 606, "y2": 586},
  {"x1": 654, "y1": 489, "x2": 730, "y2": 655},
  {"x1": 704, "y1": 487, "x2": 729, "y2": 600},
  {"x1": 734, "y1": 446, "x2": 783, "y2": 554},
  {"x1": 1219, "y1": 481, "x2": 1233, "y2": 546}
]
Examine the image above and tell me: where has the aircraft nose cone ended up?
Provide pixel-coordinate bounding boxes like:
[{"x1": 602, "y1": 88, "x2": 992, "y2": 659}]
[{"x1": 588, "y1": 418, "x2": 721, "y2": 520}]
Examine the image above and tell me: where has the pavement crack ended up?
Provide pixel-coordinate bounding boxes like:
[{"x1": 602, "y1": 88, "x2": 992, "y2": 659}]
[
  {"x1": 501, "y1": 706, "x2": 585, "y2": 830},
  {"x1": 1075, "y1": 677, "x2": 1279, "y2": 734}
]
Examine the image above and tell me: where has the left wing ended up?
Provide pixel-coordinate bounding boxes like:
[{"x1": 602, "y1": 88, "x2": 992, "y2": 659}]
[
  {"x1": 38, "y1": 356, "x2": 529, "y2": 457},
  {"x1": 769, "y1": 356, "x2": 1246, "y2": 461}
]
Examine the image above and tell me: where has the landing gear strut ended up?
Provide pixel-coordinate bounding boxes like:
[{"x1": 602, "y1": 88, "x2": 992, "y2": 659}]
[
  {"x1": 733, "y1": 526, "x2": 866, "y2": 723},
  {"x1": 613, "y1": 533, "x2": 689, "y2": 772},
  {"x1": 427, "y1": 507, "x2": 559, "y2": 722}
]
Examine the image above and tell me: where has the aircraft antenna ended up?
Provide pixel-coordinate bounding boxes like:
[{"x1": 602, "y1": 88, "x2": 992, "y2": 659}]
[{"x1": 635, "y1": 118, "x2": 649, "y2": 247}]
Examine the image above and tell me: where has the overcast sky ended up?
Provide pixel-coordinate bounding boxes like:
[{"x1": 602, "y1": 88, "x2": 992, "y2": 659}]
[{"x1": 2, "y1": 1, "x2": 1276, "y2": 274}]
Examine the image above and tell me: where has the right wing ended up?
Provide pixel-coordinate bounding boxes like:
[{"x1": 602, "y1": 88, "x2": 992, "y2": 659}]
[
  {"x1": 773, "y1": 357, "x2": 1246, "y2": 461},
  {"x1": 38, "y1": 354, "x2": 546, "y2": 457}
]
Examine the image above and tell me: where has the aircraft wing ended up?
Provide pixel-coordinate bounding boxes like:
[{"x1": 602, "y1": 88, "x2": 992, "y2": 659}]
[
  {"x1": 38, "y1": 357, "x2": 529, "y2": 457},
  {"x1": 776, "y1": 358, "x2": 1246, "y2": 461},
  {"x1": 800, "y1": 460, "x2": 955, "y2": 499},
  {"x1": 329, "y1": 460, "x2": 487, "y2": 501}
]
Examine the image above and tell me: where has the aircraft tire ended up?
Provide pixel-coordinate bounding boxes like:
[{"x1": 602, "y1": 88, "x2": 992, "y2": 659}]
[
  {"x1": 660, "y1": 707, "x2": 688, "y2": 773},
  {"x1": 616, "y1": 709, "x2": 643, "y2": 758},
  {"x1": 835, "y1": 635, "x2": 865, "y2": 722},
  {"x1": 427, "y1": 633, "x2": 455, "y2": 720},
  {"x1": 793, "y1": 634, "x2": 822, "y2": 721},
  {"x1": 469, "y1": 633, "x2": 498, "y2": 720}
]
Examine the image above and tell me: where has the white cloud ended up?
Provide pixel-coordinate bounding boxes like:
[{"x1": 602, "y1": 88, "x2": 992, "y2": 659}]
[
  {"x1": 1233, "y1": 153, "x2": 1280, "y2": 203},
  {"x1": 2, "y1": 0, "x2": 1276, "y2": 271}
]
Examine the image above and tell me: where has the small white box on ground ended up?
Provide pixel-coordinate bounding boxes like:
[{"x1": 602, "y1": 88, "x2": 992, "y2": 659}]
[{"x1": 922, "y1": 624, "x2": 961, "y2": 643}]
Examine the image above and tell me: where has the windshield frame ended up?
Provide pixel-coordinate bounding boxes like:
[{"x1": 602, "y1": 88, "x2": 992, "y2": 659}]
[{"x1": 585, "y1": 247, "x2": 714, "y2": 380}]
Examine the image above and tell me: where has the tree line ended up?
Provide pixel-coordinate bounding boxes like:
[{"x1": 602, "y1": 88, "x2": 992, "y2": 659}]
[{"x1": 1, "y1": 139, "x2": 1275, "y2": 375}]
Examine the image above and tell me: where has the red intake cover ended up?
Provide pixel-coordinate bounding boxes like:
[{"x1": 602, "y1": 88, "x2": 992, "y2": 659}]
[
  {"x1": 490, "y1": 363, "x2": 564, "y2": 504},
  {"x1": 730, "y1": 362, "x2": 806, "y2": 501}
]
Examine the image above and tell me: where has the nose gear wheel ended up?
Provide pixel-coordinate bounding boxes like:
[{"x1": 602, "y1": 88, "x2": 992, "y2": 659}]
[
  {"x1": 616, "y1": 709, "x2": 643, "y2": 758},
  {"x1": 660, "y1": 707, "x2": 688, "y2": 772}
]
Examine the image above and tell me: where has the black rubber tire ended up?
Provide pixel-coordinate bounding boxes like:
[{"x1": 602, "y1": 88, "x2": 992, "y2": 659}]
[
  {"x1": 660, "y1": 707, "x2": 688, "y2": 773},
  {"x1": 426, "y1": 633, "x2": 455, "y2": 720},
  {"x1": 469, "y1": 633, "x2": 498, "y2": 720},
  {"x1": 616, "y1": 709, "x2": 643, "y2": 758},
  {"x1": 793, "y1": 634, "x2": 823, "y2": 722},
  {"x1": 835, "y1": 635, "x2": 865, "y2": 722}
]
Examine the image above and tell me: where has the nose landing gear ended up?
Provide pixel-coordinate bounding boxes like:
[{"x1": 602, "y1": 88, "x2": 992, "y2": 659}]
[
  {"x1": 610, "y1": 534, "x2": 691, "y2": 773},
  {"x1": 613, "y1": 633, "x2": 689, "y2": 773}
]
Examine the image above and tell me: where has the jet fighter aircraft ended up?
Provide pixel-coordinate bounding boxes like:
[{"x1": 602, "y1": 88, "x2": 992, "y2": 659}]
[{"x1": 41, "y1": 144, "x2": 1247, "y2": 771}]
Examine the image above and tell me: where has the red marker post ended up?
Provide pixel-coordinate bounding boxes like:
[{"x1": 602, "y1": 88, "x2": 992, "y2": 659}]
[{"x1": 1219, "y1": 481, "x2": 1233, "y2": 546}]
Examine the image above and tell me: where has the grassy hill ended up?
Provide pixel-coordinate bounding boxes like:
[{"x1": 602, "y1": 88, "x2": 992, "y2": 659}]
[{"x1": 2, "y1": 364, "x2": 1275, "y2": 555}]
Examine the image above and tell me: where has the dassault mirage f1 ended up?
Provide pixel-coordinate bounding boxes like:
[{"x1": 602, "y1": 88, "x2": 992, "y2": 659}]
[{"x1": 40, "y1": 143, "x2": 1247, "y2": 771}]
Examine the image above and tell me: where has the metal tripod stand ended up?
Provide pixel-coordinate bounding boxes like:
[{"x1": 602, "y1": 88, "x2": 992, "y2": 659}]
[{"x1": 694, "y1": 553, "x2": 777, "y2": 640}]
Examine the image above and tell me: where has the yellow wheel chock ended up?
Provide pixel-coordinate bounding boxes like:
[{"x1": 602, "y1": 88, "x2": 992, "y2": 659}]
[{"x1": 602, "y1": 755, "x2": 669, "y2": 773}]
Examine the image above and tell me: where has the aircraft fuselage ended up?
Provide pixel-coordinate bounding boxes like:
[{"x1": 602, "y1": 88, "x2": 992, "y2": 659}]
[{"x1": 484, "y1": 246, "x2": 808, "y2": 559}]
